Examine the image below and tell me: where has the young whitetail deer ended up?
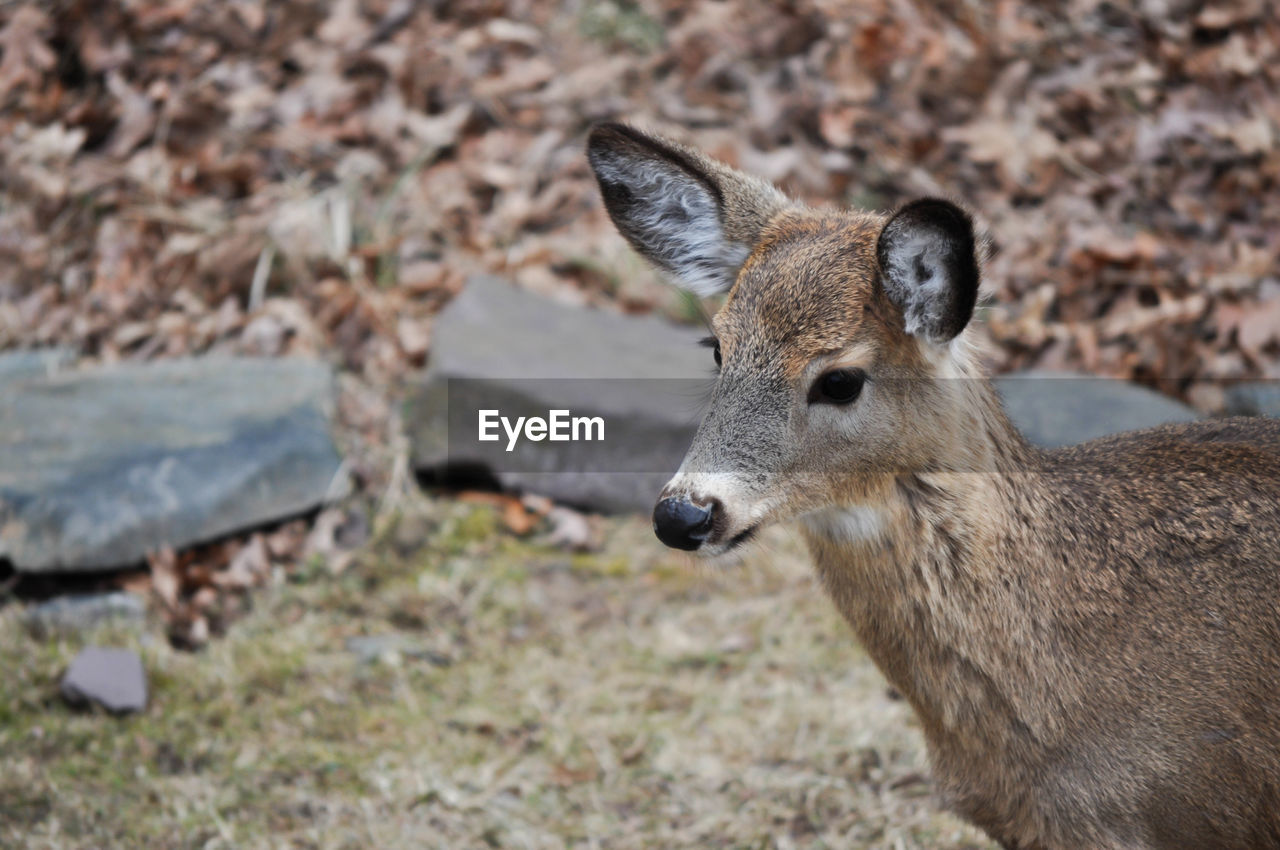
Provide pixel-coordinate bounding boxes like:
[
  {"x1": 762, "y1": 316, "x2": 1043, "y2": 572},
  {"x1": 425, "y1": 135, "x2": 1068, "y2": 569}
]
[{"x1": 587, "y1": 122, "x2": 1280, "y2": 850}]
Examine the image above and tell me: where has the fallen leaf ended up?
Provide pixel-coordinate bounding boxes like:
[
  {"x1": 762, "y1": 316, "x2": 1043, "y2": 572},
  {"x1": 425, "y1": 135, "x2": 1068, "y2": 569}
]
[
  {"x1": 106, "y1": 72, "x2": 156, "y2": 158},
  {"x1": 544, "y1": 506, "x2": 598, "y2": 551},
  {"x1": 148, "y1": 548, "x2": 181, "y2": 611},
  {"x1": 458, "y1": 491, "x2": 539, "y2": 535},
  {"x1": 215, "y1": 534, "x2": 270, "y2": 589},
  {"x1": 0, "y1": 6, "x2": 55, "y2": 98},
  {"x1": 1237, "y1": 297, "x2": 1280, "y2": 357}
]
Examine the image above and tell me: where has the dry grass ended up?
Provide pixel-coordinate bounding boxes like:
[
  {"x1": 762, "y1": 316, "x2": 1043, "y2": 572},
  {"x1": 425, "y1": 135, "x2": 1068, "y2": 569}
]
[{"x1": 0, "y1": 500, "x2": 994, "y2": 849}]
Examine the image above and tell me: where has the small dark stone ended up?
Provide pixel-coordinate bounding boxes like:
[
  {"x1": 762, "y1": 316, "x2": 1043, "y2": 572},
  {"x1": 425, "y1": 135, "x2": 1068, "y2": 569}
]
[{"x1": 60, "y1": 646, "x2": 148, "y2": 714}]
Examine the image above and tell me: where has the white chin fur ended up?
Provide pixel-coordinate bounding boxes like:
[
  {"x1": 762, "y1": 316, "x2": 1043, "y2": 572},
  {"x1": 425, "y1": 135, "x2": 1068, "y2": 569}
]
[
  {"x1": 690, "y1": 542, "x2": 750, "y2": 564},
  {"x1": 800, "y1": 504, "x2": 886, "y2": 544}
]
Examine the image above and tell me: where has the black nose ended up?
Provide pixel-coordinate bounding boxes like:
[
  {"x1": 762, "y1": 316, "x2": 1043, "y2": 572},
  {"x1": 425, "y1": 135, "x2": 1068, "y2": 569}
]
[{"x1": 653, "y1": 497, "x2": 715, "y2": 551}]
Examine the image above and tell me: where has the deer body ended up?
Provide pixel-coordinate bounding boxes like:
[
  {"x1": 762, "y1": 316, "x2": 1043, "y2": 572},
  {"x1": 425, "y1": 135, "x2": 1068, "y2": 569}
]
[
  {"x1": 810, "y1": 410, "x2": 1280, "y2": 849},
  {"x1": 588, "y1": 123, "x2": 1280, "y2": 849}
]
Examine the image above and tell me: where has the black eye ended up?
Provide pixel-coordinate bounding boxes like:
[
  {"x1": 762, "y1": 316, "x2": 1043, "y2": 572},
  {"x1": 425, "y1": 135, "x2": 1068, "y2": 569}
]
[
  {"x1": 700, "y1": 336, "x2": 721, "y2": 368},
  {"x1": 809, "y1": 369, "x2": 865, "y2": 405}
]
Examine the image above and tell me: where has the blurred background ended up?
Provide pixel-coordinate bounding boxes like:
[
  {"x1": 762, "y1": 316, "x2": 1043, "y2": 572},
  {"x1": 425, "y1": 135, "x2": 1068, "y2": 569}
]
[{"x1": 1, "y1": 1, "x2": 1277, "y2": 848}]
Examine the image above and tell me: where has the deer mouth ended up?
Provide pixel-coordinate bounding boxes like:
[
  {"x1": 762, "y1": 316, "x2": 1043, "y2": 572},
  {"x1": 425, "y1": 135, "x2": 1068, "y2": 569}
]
[{"x1": 724, "y1": 524, "x2": 759, "y2": 551}]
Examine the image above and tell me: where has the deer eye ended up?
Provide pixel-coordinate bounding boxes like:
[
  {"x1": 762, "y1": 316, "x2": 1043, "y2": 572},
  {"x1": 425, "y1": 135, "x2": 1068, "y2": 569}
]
[
  {"x1": 700, "y1": 336, "x2": 721, "y2": 368},
  {"x1": 809, "y1": 369, "x2": 865, "y2": 405}
]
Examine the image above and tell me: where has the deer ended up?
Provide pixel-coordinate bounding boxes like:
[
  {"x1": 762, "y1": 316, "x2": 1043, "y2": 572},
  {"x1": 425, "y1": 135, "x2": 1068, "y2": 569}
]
[{"x1": 586, "y1": 122, "x2": 1280, "y2": 850}]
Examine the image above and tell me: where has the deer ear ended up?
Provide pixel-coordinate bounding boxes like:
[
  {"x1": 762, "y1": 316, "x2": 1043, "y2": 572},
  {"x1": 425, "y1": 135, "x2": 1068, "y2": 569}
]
[
  {"x1": 587, "y1": 122, "x2": 787, "y2": 297},
  {"x1": 876, "y1": 199, "x2": 980, "y2": 344}
]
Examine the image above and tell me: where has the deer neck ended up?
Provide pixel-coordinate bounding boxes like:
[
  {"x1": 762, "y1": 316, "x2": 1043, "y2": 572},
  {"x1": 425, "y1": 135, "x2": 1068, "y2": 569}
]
[{"x1": 799, "y1": 375, "x2": 1060, "y2": 754}]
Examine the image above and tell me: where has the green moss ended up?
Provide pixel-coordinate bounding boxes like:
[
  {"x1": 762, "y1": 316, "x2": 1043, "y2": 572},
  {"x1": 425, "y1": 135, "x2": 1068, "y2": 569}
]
[
  {"x1": 578, "y1": 0, "x2": 665, "y2": 53},
  {"x1": 445, "y1": 504, "x2": 500, "y2": 548},
  {"x1": 571, "y1": 552, "x2": 630, "y2": 576}
]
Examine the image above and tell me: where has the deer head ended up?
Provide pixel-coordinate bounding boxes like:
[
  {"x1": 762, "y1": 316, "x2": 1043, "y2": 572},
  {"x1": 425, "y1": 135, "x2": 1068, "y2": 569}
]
[{"x1": 588, "y1": 123, "x2": 984, "y2": 556}]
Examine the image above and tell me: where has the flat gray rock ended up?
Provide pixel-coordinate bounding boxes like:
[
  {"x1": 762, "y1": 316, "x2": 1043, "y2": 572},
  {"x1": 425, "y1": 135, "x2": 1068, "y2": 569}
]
[
  {"x1": 0, "y1": 348, "x2": 75, "y2": 383},
  {"x1": 408, "y1": 278, "x2": 1203, "y2": 511},
  {"x1": 60, "y1": 646, "x2": 148, "y2": 713},
  {"x1": 994, "y1": 372, "x2": 1201, "y2": 449},
  {"x1": 408, "y1": 275, "x2": 708, "y2": 512},
  {"x1": 24, "y1": 592, "x2": 146, "y2": 639},
  {"x1": 0, "y1": 356, "x2": 345, "y2": 573},
  {"x1": 1225, "y1": 381, "x2": 1280, "y2": 418}
]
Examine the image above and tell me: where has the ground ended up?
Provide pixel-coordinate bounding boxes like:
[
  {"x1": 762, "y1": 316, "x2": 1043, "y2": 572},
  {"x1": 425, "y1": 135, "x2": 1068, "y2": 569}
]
[
  {"x1": 4, "y1": 1, "x2": 1277, "y2": 846},
  {"x1": 0, "y1": 500, "x2": 994, "y2": 850}
]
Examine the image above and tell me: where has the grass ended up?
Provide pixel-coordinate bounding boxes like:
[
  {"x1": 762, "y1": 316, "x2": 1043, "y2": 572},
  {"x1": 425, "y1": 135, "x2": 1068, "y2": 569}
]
[{"x1": 0, "y1": 499, "x2": 995, "y2": 849}]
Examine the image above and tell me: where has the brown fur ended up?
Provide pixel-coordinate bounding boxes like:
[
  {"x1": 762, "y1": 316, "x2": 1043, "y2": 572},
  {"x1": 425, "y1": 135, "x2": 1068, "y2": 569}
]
[
  {"x1": 808, "y1": 405, "x2": 1280, "y2": 849},
  {"x1": 588, "y1": 124, "x2": 1280, "y2": 850}
]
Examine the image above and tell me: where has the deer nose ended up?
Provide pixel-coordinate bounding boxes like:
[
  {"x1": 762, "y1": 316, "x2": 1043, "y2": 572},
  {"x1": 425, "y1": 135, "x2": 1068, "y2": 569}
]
[{"x1": 653, "y1": 497, "x2": 715, "y2": 551}]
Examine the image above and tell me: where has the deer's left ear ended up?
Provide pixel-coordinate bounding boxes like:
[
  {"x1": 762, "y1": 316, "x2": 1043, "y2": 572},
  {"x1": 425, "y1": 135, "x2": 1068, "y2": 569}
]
[{"x1": 876, "y1": 198, "x2": 980, "y2": 344}]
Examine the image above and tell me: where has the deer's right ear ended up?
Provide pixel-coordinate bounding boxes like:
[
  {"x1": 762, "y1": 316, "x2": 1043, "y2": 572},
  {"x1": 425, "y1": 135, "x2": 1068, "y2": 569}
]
[{"x1": 587, "y1": 123, "x2": 786, "y2": 297}]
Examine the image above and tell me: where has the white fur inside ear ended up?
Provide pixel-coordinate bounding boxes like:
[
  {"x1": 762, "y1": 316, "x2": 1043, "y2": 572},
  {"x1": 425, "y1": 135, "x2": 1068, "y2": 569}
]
[
  {"x1": 876, "y1": 200, "x2": 980, "y2": 344},
  {"x1": 882, "y1": 232, "x2": 950, "y2": 339},
  {"x1": 593, "y1": 154, "x2": 748, "y2": 296}
]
